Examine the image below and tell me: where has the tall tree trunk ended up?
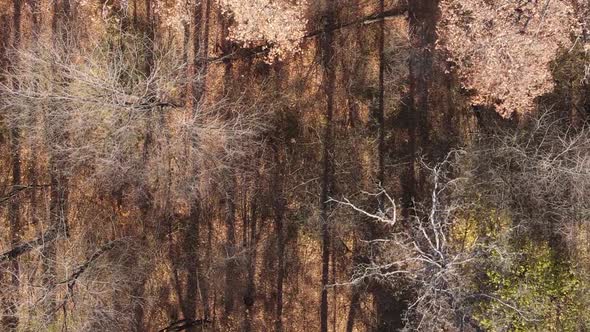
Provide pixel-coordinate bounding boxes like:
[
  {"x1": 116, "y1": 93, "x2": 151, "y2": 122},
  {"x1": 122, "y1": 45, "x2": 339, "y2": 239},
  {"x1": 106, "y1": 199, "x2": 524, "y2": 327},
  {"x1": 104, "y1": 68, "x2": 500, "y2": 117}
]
[
  {"x1": 177, "y1": 0, "x2": 205, "y2": 326},
  {"x1": 224, "y1": 182, "x2": 237, "y2": 316},
  {"x1": 319, "y1": 1, "x2": 336, "y2": 331},
  {"x1": 193, "y1": 0, "x2": 211, "y2": 102},
  {"x1": 400, "y1": 0, "x2": 439, "y2": 212},
  {"x1": 201, "y1": 0, "x2": 211, "y2": 95},
  {"x1": 41, "y1": 0, "x2": 72, "y2": 325},
  {"x1": 2, "y1": 0, "x2": 21, "y2": 329},
  {"x1": 219, "y1": 7, "x2": 237, "y2": 320},
  {"x1": 243, "y1": 196, "x2": 258, "y2": 332},
  {"x1": 6, "y1": 133, "x2": 20, "y2": 332},
  {"x1": 132, "y1": 0, "x2": 138, "y2": 27},
  {"x1": 192, "y1": 0, "x2": 202, "y2": 102},
  {"x1": 132, "y1": 1, "x2": 155, "y2": 328},
  {"x1": 377, "y1": 0, "x2": 386, "y2": 188},
  {"x1": 205, "y1": 207, "x2": 213, "y2": 321},
  {"x1": 408, "y1": 0, "x2": 437, "y2": 159},
  {"x1": 42, "y1": 150, "x2": 69, "y2": 326},
  {"x1": 28, "y1": 0, "x2": 40, "y2": 228},
  {"x1": 345, "y1": 269, "x2": 361, "y2": 332},
  {"x1": 374, "y1": 0, "x2": 407, "y2": 329},
  {"x1": 273, "y1": 147, "x2": 286, "y2": 332},
  {"x1": 331, "y1": 235, "x2": 337, "y2": 332},
  {"x1": 191, "y1": 0, "x2": 213, "y2": 320},
  {"x1": 346, "y1": 1, "x2": 386, "y2": 328},
  {"x1": 183, "y1": 204, "x2": 201, "y2": 330}
]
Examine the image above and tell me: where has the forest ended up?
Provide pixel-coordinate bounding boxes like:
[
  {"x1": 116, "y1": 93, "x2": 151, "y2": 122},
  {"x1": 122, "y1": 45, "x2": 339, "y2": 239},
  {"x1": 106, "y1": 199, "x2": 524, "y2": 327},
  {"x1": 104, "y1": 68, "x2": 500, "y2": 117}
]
[{"x1": 0, "y1": 0, "x2": 589, "y2": 331}]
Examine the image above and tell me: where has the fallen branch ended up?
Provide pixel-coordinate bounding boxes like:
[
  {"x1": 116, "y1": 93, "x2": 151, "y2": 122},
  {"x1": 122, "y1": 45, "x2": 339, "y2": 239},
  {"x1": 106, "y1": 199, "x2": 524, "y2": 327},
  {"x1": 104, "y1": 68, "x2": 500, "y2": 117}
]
[
  {"x1": 303, "y1": 5, "x2": 408, "y2": 38},
  {"x1": 45, "y1": 238, "x2": 129, "y2": 316},
  {"x1": 0, "y1": 184, "x2": 49, "y2": 205},
  {"x1": 59, "y1": 238, "x2": 126, "y2": 290},
  {"x1": 0, "y1": 225, "x2": 62, "y2": 264}
]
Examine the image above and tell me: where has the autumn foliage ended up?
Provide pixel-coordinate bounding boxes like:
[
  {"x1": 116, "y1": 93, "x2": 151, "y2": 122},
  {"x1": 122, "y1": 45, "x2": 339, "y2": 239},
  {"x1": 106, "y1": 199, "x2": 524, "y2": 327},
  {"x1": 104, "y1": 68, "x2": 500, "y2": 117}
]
[
  {"x1": 0, "y1": 0, "x2": 590, "y2": 331},
  {"x1": 438, "y1": 0, "x2": 586, "y2": 117}
]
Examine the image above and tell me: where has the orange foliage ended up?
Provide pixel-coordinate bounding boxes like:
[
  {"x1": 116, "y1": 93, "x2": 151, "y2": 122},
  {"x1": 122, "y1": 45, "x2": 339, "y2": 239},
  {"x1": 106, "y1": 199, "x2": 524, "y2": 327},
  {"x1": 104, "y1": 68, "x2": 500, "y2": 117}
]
[
  {"x1": 438, "y1": 0, "x2": 584, "y2": 117},
  {"x1": 217, "y1": 0, "x2": 308, "y2": 62}
]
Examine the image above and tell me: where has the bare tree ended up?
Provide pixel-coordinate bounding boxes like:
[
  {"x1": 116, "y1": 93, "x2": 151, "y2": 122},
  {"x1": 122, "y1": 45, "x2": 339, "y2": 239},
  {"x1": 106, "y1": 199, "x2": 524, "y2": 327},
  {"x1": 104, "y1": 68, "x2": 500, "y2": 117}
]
[
  {"x1": 464, "y1": 111, "x2": 590, "y2": 246},
  {"x1": 331, "y1": 153, "x2": 533, "y2": 331},
  {"x1": 0, "y1": 22, "x2": 266, "y2": 330}
]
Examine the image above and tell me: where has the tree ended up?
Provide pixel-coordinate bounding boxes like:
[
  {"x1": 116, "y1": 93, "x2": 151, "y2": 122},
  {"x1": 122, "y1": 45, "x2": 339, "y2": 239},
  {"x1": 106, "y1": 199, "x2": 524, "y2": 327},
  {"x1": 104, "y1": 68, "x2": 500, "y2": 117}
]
[
  {"x1": 332, "y1": 154, "x2": 478, "y2": 331},
  {"x1": 0, "y1": 16, "x2": 264, "y2": 328},
  {"x1": 334, "y1": 111, "x2": 590, "y2": 330},
  {"x1": 438, "y1": 0, "x2": 584, "y2": 118},
  {"x1": 217, "y1": 0, "x2": 308, "y2": 62}
]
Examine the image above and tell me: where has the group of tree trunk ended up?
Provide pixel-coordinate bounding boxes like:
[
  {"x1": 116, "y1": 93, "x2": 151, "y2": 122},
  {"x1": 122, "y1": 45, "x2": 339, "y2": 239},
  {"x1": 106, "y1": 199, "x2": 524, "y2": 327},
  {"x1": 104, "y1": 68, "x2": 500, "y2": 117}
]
[{"x1": 0, "y1": 0, "x2": 590, "y2": 331}]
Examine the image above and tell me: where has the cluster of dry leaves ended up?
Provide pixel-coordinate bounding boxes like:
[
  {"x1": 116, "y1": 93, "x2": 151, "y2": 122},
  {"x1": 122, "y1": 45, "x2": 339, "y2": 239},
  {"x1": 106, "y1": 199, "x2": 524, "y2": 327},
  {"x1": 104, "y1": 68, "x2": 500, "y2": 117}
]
[
  {"x1": 217, "y1": 0, "x2": 308, "y2": 62},
  {"x1": 438, "y1": 0, "x2": 587, "y2": 117},
  {"x1": 154, "y1": 0, "x2": 192, "y2": 31}
]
